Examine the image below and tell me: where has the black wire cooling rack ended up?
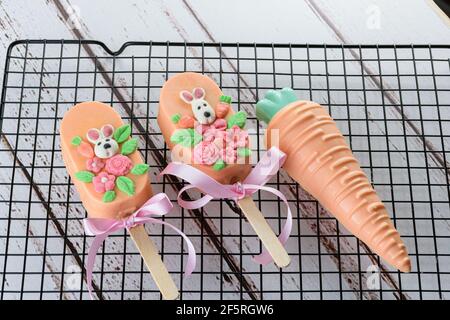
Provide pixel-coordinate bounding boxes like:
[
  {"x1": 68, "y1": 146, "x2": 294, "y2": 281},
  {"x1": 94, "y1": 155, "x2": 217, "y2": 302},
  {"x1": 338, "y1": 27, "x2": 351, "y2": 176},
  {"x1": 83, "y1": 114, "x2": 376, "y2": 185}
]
[{"x1": 0, "y1": 40, "x2": 449, "y2": 300}]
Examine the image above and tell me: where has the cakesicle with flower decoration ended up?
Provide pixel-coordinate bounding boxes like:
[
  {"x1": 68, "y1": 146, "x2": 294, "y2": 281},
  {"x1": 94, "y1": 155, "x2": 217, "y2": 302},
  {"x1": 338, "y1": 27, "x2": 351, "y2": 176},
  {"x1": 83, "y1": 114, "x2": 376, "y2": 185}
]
[
  {"x1": 158, "y1": 72, "x2": 290, "y2": 268},
  {"x1": 256, "y1": 88, "x2": 411, "y2": 272},
  {"x1": 60, "y1": 101, "x2": 180, "y2": 299}
]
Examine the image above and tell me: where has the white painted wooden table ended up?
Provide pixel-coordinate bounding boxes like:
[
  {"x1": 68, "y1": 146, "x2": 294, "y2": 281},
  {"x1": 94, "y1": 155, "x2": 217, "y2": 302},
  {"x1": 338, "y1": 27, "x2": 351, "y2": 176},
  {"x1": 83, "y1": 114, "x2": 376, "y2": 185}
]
[{"x1": 0, "y1": 0, "x2": 449, "y2": 300}]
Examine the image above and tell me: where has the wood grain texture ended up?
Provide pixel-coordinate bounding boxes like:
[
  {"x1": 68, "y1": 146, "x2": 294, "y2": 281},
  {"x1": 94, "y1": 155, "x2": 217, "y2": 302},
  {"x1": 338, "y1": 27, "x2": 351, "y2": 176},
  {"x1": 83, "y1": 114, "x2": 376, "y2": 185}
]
[
  {"x1": 237, "y1": 197, "x2": 291, "y2": 268},
  {"x1": 129, "y1": 225, "x2": 179, "y2": 300},
  {"x1": 0, "y1": 0, "x2": 449, "y2": 300}
]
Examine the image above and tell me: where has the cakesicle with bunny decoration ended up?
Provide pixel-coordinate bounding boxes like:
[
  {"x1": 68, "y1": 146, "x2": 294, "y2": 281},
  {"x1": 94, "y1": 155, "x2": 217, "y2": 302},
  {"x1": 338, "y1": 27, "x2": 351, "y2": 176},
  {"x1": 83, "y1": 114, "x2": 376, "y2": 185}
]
[
  {"x1": 158, "y1": 72, "x2": 291, "y2": 268},
  {"x1": 60, "y1": 101, "x2": 195, "y2": 299}
]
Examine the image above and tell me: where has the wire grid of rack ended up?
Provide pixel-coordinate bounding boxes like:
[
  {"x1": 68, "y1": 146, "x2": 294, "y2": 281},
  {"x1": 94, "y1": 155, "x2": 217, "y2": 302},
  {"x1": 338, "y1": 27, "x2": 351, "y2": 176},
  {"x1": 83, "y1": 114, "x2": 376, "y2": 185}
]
[{"x1": 0, "y1": 40, "x2": 449, "y2": 300}]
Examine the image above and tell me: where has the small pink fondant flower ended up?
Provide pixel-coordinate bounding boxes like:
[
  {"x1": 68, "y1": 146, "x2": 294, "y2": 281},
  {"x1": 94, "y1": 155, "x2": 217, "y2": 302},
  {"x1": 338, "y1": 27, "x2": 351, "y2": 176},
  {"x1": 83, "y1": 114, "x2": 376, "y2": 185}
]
[
  {"x1": 211, "y1": 118, "x2": 227, "y2": 130},
  {"x1": 93, "y1": 172, "x2": 116, "y2": 193},
  {"x1": 204, "y1": 127, "x2": 227, "y2": 143},
  {"x1": 105, "y1": 154, "x2": 133, "y2": 176},
  {"x1": 225, "y1": 125, "x2": 249, "y2": 148},
  {"x1": 195, "y1": 119, "x2": 225, "y2": 137},
  {"x1": 86, "y1": 157, "x2": 105, "y2": 173},
  {"x1": 193, "y1": 141, "x2": 220, "y2": 165},
  {"x1": 196, "y1": 118, "x2": 228, "y2": 143}
]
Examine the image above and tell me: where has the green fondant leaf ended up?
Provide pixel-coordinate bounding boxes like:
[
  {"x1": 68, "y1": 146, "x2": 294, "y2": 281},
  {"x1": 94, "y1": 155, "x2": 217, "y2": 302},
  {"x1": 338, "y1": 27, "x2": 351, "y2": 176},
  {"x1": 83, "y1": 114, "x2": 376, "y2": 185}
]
[
  {"x1": 113, "y1": 124, "x2": 131, "y2": 143},
  {"x1": 194, "y1": 131, "x2": 203, "y2": 145},
  {"x1": 75, "y1": 171, "x2": 94, "y2": 183},
  {"x1": 116, "y1": 176, "x2": 135, "y2": 196},
  {"x1": 121, "y1": 138, "x2": 138, "y2": 155},
  {"x1": 213, "y1": 159, "x2": 226, "y2": 171},
  {"x1": 227, "y1": 111, "x2": 247, "y2": 129},
  {"x1": 102, "y1": 190, "x2": 116, "y2": 203},
  {"x1": 237, "y1": 147, "x2": 251, "y2": 157},
  {"x1": 131, "y1": 163, "x2": 149, "y2": 175},
  {"x1": 71, "y1": 136, "x2": 82, "y2": 146},
  {"x1": 193, "y1": 130, "x2": 202, "y2": 146},
  {"x1": 171, "y1": 113, "x2": 181, "y2": 124},
  {"x1": 170, "y1": 128, "x2": 202, "y2": 148}
]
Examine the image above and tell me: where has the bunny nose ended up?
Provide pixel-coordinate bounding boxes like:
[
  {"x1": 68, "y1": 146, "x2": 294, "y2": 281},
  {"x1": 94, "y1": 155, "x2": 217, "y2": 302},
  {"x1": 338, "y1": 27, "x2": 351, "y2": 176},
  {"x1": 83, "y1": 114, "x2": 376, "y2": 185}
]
[
  {"x1": 104, "y1": 143, "x2": 111, "y2": 149},
  {"x1": 204, "y1": 111, "x2": 211, "y2": 118}
]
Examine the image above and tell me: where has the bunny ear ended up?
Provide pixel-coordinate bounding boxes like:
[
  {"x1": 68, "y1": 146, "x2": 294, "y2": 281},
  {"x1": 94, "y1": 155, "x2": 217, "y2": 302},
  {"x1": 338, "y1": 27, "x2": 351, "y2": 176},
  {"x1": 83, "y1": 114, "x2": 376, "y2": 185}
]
[
  {"x1": 180, "y1": 90, "x2": 194, "y2": 103},
  {"x1": 193, "y1": 87, "x2": 205, "y2": 99},
  {"x1": 87, "y1": 128, "x2": 101, "y2": 144},
  {"x1": 100, "y1": 124, "x2": 114, "y2": 138}
]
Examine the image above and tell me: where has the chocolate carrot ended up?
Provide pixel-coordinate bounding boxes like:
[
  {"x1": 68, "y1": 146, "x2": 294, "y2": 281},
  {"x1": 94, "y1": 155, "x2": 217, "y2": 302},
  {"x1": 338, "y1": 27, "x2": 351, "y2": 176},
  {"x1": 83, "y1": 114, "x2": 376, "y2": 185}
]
[{"x1": 256, "y1": 88, "x2": 411, "y2": 272}]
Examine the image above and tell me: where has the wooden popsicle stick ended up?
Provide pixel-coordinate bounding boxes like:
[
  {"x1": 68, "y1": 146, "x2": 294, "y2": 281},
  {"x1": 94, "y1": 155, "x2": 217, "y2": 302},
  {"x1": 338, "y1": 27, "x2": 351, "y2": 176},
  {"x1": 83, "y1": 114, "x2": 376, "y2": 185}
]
[
  {"x1": 128, "y1": 224, "x2": 179, "y2": 300},
  {"x1": 237, "y1": 196, "x2": 291, "y2": 268}
]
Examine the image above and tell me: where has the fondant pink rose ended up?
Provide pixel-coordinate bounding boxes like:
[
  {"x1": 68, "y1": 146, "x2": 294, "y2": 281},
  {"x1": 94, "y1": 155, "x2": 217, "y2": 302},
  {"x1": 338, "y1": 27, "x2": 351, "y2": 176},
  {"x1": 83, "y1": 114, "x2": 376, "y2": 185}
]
[
  {"x1": 105, "y1": 154, "x2": 133, "y2": 176},
  {"x1": 225, "y1": 125, "x2": 248, "y2": 148},
  {"x1": 93, "y1": 172, "x2": 116, "y2": 193},
  {"x1": 193, "y1": 141, "x2": 220, "y2": 165},
  {"x1": 86, "y1": 157, "x2": 105, "y2": 173},
  {"x1": 213, "y1": 136, "x2": 227, "y2": 150},
  {"x1": 221, "y1": 146, "x2": 237, "y2": 164}
]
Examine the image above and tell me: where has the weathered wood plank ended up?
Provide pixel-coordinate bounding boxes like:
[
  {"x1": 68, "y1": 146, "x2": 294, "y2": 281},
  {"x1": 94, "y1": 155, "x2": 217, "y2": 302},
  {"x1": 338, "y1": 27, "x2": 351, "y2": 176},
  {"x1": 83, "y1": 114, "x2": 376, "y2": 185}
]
[
  {"x1": 47, "y1": 1, "x2": 368, "y2": 298},
  {"x1": 1, "y1": 41, "x2": 246, "y2": 299},
  {"x1": 308, "y1": 0, "x2": 450, "y2": 44},
  {"x1": 0, "y1": 0, "x2": 90, "y2": 299},
  {"x1": 159, "y1": 2, "x2": 408, "y2": 298},
  {"x1": 0, "y1": 0, "x2": 448, "y2": 300},
  {"x1": 0, "y1": 1, "x2": 265, "y2": 300},
  {"x1": 37, "y1": 0, "x2": 352, "y2": 300}
]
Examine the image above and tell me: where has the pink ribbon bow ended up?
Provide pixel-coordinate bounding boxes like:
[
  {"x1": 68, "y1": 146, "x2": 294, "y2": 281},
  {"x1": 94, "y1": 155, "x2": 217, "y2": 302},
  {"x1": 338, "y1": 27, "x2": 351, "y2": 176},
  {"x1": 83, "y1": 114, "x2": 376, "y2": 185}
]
[
  {"x1": 160, "y1": 147, "x2": 292, "y2": 265},
  {"x1": 83, "y1": 193, "x2": 196, "y2": 299}
]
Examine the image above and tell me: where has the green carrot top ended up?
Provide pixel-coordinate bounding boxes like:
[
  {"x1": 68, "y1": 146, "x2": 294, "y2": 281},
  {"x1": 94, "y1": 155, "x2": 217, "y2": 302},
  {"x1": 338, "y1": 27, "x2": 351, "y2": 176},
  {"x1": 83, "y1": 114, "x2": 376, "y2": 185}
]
[{"x1": 255, "y1": 87, "x2": 298, "y2": 124}]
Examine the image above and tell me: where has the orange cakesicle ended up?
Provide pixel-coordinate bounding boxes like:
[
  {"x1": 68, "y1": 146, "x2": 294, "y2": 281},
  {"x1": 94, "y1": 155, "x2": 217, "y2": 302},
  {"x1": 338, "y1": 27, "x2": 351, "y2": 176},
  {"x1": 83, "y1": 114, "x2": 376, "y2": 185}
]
[
  {"x1": 61, "y1": 101, "x2": 179, "y2": 299},
  {"x1": 158, "y1": 72, "x2": 252, "y2": 184},
  {"x1": 60, "y1": 101, "x2": 152, "y2": 220},
  {"x1": 256, "y1": 88, "x2": 411, "y2": 272},
  {"x1": 158, "y1": 72, "x2": 291, "y2": 268}
]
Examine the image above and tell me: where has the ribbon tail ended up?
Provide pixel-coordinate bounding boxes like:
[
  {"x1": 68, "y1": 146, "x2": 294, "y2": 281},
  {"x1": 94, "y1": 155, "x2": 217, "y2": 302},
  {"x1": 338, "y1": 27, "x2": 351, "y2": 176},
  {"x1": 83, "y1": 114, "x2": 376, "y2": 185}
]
[
  {"x1": 85, "y1": 232, "x2": 109, "y2": 300},
  {"x1": 147, "y1": 218, "x2": 196, "y2": 277},
  {"x1": 249, "y1": 186, "x2": 293, "y2": 266},
  {"x1": 177, "y1": 185, "x2": 214, "y2": 210}
]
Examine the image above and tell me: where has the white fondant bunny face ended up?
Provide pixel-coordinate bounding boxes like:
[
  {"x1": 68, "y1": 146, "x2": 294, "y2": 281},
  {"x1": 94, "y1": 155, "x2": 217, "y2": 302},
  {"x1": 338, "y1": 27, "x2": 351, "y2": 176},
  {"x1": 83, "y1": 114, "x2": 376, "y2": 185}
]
[
  {"x1": 180, "y1": 88, "x2": 216, "y2": 125},
  {"x1": 87, "y1": 124, "x2": 119, "y2": 159}
]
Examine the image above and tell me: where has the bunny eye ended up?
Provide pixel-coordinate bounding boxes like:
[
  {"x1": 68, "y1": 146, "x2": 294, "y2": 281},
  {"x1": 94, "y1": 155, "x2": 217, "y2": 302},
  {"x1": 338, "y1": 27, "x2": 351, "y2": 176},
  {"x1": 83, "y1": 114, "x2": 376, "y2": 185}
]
[
  {"x1": 197, "y1": 106, "x2": 201, "y2": 110},
  {"x1": 105, "y1": 138, "x2": 110, "y2": 142},
  {"x1": 203, "y1": 103, "x2": 207, "y2": 107},
  {"x1": 97, "y1": 142, "x2": 101, "y2": 146}
]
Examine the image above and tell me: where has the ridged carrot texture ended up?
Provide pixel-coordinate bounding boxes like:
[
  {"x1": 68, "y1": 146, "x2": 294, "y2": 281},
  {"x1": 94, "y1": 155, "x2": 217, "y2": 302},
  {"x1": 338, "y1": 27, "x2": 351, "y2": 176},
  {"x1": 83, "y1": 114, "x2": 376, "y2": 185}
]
[{"x1": 256, "y1": 88, "x2": 411, "y2": 272}]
